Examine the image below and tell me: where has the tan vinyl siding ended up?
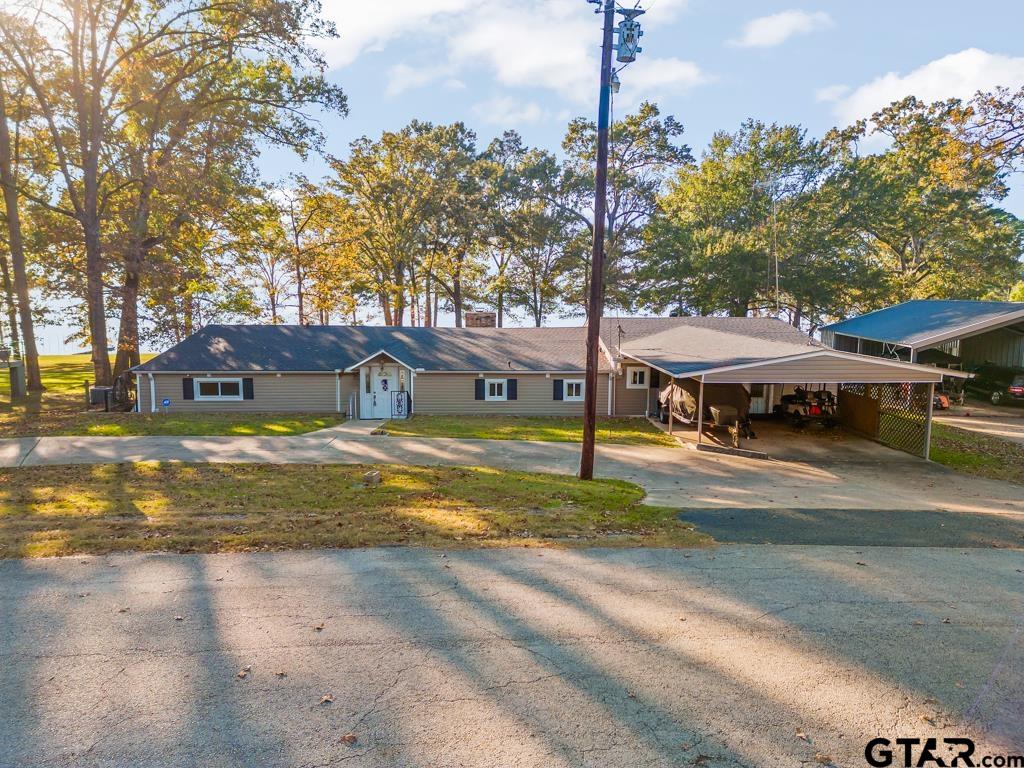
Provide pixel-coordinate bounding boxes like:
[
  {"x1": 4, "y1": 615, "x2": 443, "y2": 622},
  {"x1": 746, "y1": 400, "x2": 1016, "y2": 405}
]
[
  {"x1": 614, "y1": 366, "x2": 652, "y2": 416},
  {"x1": 413, "y1": 373, "x2": 609, "y2": 416},
  {"x1": 340, "y1": 374, "x2": 358, "y2": 415},
  {"x1": 701, "y1": 355, "x2": 942, "y2": 384},
  {"x1": 138, "y1": 373, "x2": 350, "y2": 413}
]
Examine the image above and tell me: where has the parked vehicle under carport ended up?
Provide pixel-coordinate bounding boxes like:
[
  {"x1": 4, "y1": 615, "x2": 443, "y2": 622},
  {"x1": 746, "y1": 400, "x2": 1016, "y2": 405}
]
[
  {"x1": 964, "y1": 363, "x2": 1024, "y2": 405},
  {"x1": 657, "y1": 380, "x2": 756, "y2": 446}
]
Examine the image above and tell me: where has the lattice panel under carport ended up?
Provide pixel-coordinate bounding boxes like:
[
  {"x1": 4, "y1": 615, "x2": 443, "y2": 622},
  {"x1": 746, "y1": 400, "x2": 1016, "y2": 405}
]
[{"x1": 839, "y1": 383, "x2": 930, "y2": 457}]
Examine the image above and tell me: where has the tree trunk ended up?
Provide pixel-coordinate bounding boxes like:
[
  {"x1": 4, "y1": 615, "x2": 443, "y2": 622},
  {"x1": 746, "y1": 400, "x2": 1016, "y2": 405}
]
[
  {"x1": 423, "y1": 274, "x2": 432, "y2": 327},
  {"x1": 112, "y1": 266, "x2": 141, "y2": 379},
  {"x1": 0, "y1": 82, "x2": 41, "y2": 390},
  {"x1": 81, "y1": 196, "x2": 111, "y2": 384},
  {"x1": 295, "y1": 262, "x2": 304, "y2": 324},
  {"x1": 452, "y1": 278, "x2": 463, "y2": 327},
  {"x1": 0, "y1": 253, "x2": 20, "y2": 356},
  {"x1": 269, "y1": 288, "x2": 280, "y2": 324},
  {"x1": 496, "y1": 290, "x2": 504, "y2": 328}
]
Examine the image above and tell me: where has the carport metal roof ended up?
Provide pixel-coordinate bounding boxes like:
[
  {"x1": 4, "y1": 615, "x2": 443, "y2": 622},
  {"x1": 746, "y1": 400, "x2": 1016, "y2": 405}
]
[
  {"x1": 822, "y1": 300, "x2": 1024, "y2": 349},
  {"x1": 621, "y1": 345, "x2": 968, "y2": 384}
]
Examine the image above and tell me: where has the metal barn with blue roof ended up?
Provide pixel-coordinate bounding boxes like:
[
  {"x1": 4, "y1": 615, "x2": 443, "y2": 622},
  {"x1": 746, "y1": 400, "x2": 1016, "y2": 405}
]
[{"x1": 822, "y1": 300, "x2": 1024, "y2": 367}]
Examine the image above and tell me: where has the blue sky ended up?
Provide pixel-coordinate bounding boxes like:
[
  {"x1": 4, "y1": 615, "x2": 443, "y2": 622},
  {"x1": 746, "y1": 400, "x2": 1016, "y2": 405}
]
[
  {"x1": 264, "y1": 0, "x2": 1024, "y2": 206},
  {"x1": 35, "y1": 1, "x2": 1024, "y2": 351}
]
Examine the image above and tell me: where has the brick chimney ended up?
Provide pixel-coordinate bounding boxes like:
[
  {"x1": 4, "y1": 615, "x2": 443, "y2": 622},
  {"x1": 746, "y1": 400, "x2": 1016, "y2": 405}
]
[{"x1": 465, "y1": 311, "x2": 497, "y2": 328}]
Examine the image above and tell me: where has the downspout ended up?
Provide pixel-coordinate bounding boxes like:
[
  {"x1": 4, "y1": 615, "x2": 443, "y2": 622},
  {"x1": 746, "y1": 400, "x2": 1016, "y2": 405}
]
[
  {"x1": 607, "y1": 372, "x2": 613, "y2": 416},
  {"x1": 148, "y1": 373, "x2": 156, "y2": 414},
  {"x1": 135, "y1": 374, "x2": 141, "y2": 412},
  {"x1": 335, "y1": 369, "x2": 342, "y2": 414},
  {"x1": 410, "y1": 370, "x2": 415, "y2": 416}
]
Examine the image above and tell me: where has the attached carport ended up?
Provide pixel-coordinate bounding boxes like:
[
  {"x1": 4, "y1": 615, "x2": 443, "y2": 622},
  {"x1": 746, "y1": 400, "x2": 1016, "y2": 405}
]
[{"x1": 622, "y1": 347, "x2": 970, "y2": 460}]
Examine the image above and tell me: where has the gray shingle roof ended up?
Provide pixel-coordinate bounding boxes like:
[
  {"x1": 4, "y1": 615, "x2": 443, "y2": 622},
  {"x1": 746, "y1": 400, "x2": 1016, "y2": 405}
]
[
  {"x1": 823, "y1": 300, "x2": 1024, "y2": 347},
  {"x1": 611, "y1": 317, "x2": 818, "y2": 376},
  {"x1": 133, "y1": 324, "x2": 599, "y2": 373},
  {"x1": 134, "y1": 317, "x2": 822, "y2": 376}
]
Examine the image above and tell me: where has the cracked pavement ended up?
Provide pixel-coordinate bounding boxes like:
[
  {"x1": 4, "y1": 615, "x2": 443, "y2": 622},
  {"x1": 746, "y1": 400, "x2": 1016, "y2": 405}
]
[{"x1": 1, "y1": 546, "x2": 1022, "y2": 766}]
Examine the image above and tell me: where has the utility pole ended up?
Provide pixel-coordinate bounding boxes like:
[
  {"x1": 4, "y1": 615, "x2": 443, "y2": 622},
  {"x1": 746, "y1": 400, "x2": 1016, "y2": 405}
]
[
  {"x1": 579, "y1": 0, "x2": 643, "y2": 480},
  {"x1": 578, "y1": 0, "x2": 616, "y2": 481}
]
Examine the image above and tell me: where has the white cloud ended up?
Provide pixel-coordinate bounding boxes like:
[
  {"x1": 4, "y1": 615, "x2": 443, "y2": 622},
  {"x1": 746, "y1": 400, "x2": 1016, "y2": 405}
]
[
  {"x1": 319, "y1": 0, "x2": 702, "y2": 104},
  {"x1": 624, "y1": 57, "x2": 708, "y2": 93},
  {"x1": 831, "y1": 48, "x2": 1024, "y2": 126},
  {"x1": 385, "y1": 63, "x2": 449, "y2": 97},
  {"x1": 318, "y1": 0, "x2": 475, "y2": 68},
  {"x1": 815, "y1": 84, "x2": 850, "y2": 103},
  {"x1": 472, "y1": 97, "x2": 547, "y2": 125},
  {"x1": 730, "y1": 10, "x2": 833, "y2": 48}
]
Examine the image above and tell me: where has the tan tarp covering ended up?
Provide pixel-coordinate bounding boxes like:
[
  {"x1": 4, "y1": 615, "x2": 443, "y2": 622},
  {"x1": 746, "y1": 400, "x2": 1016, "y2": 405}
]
[{"x1": 660, "y1": 379, "x2": 750, "y2": 422}]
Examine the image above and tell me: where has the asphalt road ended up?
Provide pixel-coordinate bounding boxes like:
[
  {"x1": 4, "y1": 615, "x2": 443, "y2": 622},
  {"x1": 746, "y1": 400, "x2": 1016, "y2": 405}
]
[
  {"x1": 1, "y1": 546, "x2": 1022, "y2": 767},
  {"x1": 678, "y1": 507, "x2": 1024, "y2": 548}
]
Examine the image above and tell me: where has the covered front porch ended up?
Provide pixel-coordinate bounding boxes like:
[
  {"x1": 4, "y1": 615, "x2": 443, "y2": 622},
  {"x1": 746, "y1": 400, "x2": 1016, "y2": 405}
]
[{"x1": 345, "y1": 351, "x2": 414, "y2": 420}]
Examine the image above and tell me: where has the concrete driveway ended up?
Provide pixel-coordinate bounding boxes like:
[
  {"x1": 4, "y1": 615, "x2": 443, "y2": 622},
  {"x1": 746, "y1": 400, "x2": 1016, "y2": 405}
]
[
  {"x1": 6, "y1": 430, "x2": 1024, "y2": 515},
  {"x1": 937, "y1": 412, "x2": 1024, "y2": 446},
  {"x1": 1, "y1": 547, "x2": 1021, "y2": 767}
]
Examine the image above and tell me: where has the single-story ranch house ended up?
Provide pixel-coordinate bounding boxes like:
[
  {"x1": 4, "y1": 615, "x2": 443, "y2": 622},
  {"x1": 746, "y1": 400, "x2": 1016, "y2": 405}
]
[{"x1": 133, "y1": 316, "x2": 962, "y2": 458}]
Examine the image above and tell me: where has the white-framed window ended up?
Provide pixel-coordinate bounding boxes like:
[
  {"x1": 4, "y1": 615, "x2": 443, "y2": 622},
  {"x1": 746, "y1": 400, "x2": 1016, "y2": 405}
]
[
  {"x1": 564, "y1": 379, "x2": 585, "y2": 401},
  {"x1": 626, "y1": 366, "x2": 648, "y2": 389},
  {"x1": 485, "y1": 379, "x2": 507, "y2": 401},
  {"x1": 195, "y1": 377, "x2": 243, "y2": 401}
]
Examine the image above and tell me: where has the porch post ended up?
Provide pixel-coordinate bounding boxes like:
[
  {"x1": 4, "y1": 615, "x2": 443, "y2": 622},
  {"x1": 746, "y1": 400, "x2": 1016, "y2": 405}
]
[
  {"x1": 148, "y1": 373, "x2": 156, "y2": 414},
  {"x1": 409, "y1": 370, "x2": 415, "y2": 415},
  {"x1": 668, "y1": 378, "x2": 674, "y2": 435},
  {"x1": 335, "y1": 369, "x2": 342, "y2": 414},
  {"x1": 697, "y1": 376, "x2": 705, "y2": 445},
  {"x1": 924, "y1": 382, "x2": 934, "y2": 460}
]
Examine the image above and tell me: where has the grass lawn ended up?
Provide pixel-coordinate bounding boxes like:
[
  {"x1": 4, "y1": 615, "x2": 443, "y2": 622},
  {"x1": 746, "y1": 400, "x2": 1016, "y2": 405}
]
[
  {"x1": 930, "y1": 422, "x2": 1024, "y2": 484},
  {"x1": 383, "y1": 415, "x2": 680, "y2": 447},
  {"x1": 0, "y1": 463, "x2": 708, "y2": 558},
  {"x1": 0, "y1": 355, "x2": 343, "y2": 437}
]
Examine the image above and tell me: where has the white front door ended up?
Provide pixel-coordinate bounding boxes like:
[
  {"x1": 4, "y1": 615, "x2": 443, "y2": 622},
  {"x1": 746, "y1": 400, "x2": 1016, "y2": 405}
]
[{"x1": 361, "y1": 365, "x2": 398, "y2": 419}]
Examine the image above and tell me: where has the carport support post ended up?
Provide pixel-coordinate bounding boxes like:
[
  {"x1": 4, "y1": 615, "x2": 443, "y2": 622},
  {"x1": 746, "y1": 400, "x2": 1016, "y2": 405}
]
[
  {"x1": 924, "y1": 382, "x2": 934, "y2": 460},
  {"x1": 697, "y1": 376, "x2": 705, "y2": 446}
]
